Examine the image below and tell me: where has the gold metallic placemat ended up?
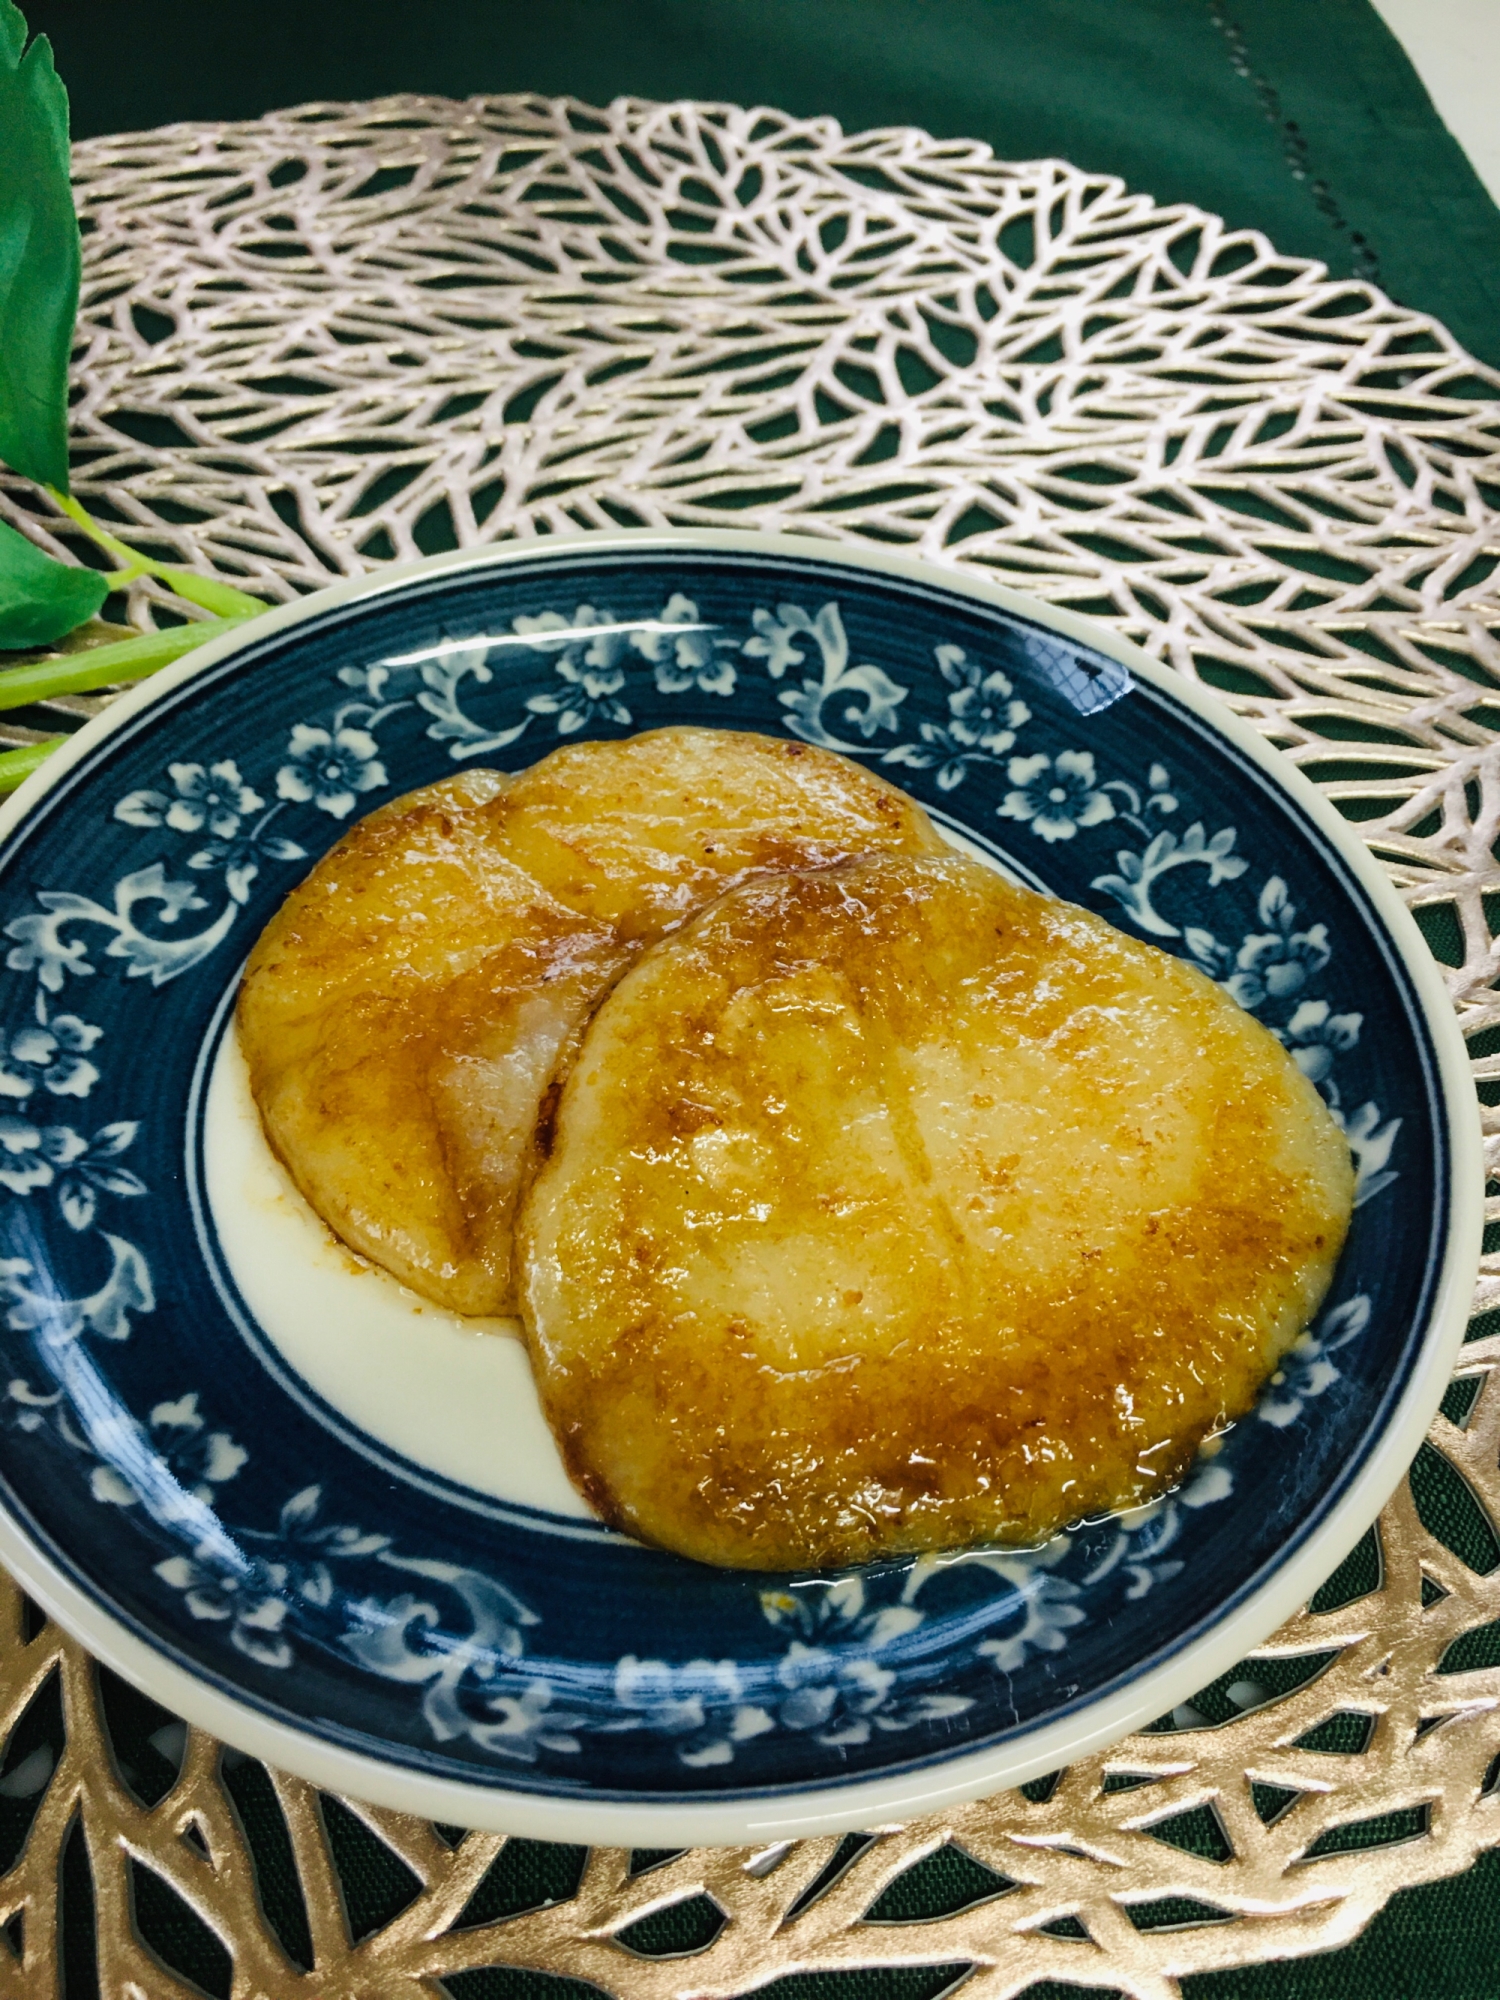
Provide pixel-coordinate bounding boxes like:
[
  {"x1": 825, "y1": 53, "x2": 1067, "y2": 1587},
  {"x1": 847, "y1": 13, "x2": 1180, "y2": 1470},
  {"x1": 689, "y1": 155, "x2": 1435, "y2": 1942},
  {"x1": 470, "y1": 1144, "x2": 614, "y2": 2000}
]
[{"x1": 0, "y1": 93, "x2": 1498, "y2": 2000}]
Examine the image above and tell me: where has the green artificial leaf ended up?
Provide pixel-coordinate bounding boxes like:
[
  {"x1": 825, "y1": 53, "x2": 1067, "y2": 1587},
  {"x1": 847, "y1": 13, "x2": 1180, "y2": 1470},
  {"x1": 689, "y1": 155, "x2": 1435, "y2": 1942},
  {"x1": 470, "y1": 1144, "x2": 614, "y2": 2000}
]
[
  {"x1": 0, "y1": 516, "x2": 106, "y2": 647},
  {"x1": 0, "y1": 0, "x2": 79, "y2": 492}
]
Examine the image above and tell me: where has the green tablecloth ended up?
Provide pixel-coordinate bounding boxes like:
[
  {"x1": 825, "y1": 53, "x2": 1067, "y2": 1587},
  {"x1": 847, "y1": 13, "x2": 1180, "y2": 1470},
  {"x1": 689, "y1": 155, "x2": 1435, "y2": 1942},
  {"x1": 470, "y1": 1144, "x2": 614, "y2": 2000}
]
[
  {"x1": 19, "y1": 4, "x2": 1500, "y2": 1995},
  {"x1": 30, "y1": 0, "x2": 1500, "y2": 372}
]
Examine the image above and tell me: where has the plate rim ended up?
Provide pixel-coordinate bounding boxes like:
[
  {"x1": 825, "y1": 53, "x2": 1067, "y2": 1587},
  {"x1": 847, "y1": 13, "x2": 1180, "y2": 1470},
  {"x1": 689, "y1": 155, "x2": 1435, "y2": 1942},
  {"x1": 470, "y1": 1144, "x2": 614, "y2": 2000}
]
[{"x1": 0, "y1": 526, "x2": 1480, "y2": 1846}]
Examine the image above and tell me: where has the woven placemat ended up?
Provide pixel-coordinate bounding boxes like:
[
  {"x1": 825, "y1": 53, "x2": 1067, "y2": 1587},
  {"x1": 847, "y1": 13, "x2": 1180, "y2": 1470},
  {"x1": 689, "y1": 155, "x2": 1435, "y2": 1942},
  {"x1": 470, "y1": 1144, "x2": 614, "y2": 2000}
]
[{"x1": 0, "y1": 92, "x2": 1498, "y2": 2000}]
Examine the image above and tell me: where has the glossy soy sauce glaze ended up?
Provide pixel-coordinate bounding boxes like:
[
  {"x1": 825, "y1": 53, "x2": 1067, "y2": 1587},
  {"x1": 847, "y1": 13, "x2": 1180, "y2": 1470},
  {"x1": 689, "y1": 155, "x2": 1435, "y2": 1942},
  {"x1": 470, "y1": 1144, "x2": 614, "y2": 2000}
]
[
  {"x1": 238, "y1": 726, "x2": 943, "y2": 1316},
  {"x1": 522, "y1": 855, "x2": 1355, "y2": 1570}
]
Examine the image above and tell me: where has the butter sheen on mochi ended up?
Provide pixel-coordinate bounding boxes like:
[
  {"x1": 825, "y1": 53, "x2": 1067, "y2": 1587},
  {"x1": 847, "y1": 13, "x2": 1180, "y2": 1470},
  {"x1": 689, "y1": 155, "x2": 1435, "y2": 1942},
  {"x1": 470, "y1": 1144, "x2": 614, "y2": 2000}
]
[
  {"x1": 237, "y1": 728, "x2": 947, "y2": 1316},
  {"x1": 518, "y1": 854, "x2": 1356, "y2": 1570}
]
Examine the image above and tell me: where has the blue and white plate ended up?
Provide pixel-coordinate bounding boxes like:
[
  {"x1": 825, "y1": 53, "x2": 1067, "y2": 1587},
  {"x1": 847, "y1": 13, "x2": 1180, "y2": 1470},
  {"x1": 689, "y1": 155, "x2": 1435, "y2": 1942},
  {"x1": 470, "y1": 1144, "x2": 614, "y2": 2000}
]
[{"x1": 0, "y1": 531, "x2": 1478, "y2": 1843}]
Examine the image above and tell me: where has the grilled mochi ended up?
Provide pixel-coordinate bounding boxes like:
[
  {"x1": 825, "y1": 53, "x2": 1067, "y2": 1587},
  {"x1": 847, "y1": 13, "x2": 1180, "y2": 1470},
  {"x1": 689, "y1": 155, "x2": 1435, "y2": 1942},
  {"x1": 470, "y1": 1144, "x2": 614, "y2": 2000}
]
[
  {"x1": 518, "y1": 854, "x2": 1356, "y2": 1570},
  {"x1": 236, "y1": 728, "x2": 947, "y2": 1316}
]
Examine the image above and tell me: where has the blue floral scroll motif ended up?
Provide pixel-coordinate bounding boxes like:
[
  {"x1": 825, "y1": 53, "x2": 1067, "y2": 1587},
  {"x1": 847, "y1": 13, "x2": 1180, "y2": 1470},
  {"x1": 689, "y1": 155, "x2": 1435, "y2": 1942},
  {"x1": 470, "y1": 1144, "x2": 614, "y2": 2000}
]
[
  {"x1": 1000, "y1": 749, "x2": 1116, "y2": 843},
  {"x1": 634, "y1": 592, "x2": 739, "y2": 698},
  {"x1": 1224, "y1": 877, "x2": 1330, "y2": 1008},
  {"x1": 881, "y1": 644, "x2": 1030, "y2": 791},
  {"x1": 275, "y1": 724, "x2": 387, "y2": 819},
  {"x1": 1081, "y1": 1459, "x2": 1234, "y2": 1602},
  {"x1": 0, "y1": 999, "x2": 102, "y2": 1104},
  {"x1": 519, "y1": 607, "x2": 636, "y2": 734},
  {"x1": 118, "y1": 759, "x2": 263, "y2": 841},
  {"x1": 745, "y1": 601, "x2": 908, "y2": 747},
  {"x1": 0, "y1": 1233, "x2": 152, "y2": 1345},
  {"x1": 1258, "y1": 1294, "x2": 1372, "y2": 1428},
  {"x1": 0, "y1": 1118, "x2": 144, "y2": 1230},
  {"x1": 1091, "y1": 820, "x2": 1248, "y2": 933}
]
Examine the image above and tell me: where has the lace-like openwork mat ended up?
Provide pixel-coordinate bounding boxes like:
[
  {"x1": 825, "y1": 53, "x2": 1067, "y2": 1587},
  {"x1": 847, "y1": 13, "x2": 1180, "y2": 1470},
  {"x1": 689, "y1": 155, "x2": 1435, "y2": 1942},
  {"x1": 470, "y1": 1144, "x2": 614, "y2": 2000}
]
[{"x1": 0, "y1": 92, "x2": 1498, "y2": 2000}]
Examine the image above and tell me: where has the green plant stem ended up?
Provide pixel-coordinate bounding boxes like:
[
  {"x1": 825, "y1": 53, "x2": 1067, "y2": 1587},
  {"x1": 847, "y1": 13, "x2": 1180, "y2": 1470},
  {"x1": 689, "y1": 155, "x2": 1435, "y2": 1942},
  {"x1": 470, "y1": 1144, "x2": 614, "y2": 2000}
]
[
  {"x1": 0, "y1": 610, "x2": 259, "y2": 796},
  {"x1": 0, "y1": 615, "x2": 253, "y2": 709},
  {"x1": 0, "y1": 736, "x2": 64, "y2": 792},
  {"x1": 45, "y1": 487, "x2": 267, "y2": 618}
]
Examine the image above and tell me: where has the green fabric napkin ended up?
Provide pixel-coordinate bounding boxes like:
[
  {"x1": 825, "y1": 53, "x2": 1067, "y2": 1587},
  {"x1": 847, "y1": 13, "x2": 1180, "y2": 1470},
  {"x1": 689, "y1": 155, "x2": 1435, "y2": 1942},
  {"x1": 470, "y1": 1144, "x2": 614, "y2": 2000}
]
[{"x1": 30, "y1": 0, "x2": 1500, "y2": 368}]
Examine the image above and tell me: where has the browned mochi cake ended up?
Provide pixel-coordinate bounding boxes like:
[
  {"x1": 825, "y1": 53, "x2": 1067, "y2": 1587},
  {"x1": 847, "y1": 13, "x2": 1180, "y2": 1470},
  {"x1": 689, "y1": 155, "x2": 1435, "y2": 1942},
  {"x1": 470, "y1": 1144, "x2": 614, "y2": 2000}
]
[
  {"x1": 518, "y1": 854, "x2": 1357, "y2": 1570},
  {"x1": 236, "y1": 728, "x2": 947, "y2": 1316}
]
